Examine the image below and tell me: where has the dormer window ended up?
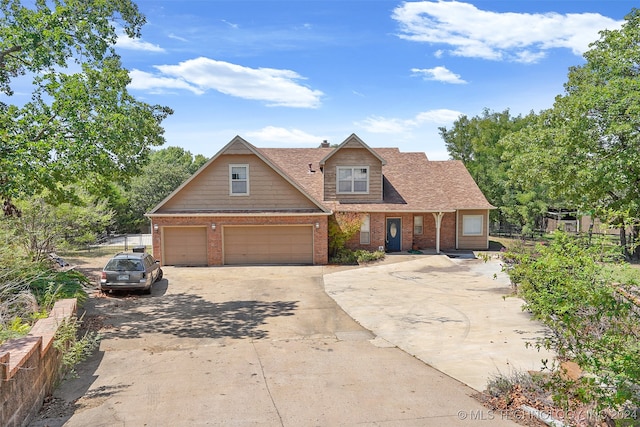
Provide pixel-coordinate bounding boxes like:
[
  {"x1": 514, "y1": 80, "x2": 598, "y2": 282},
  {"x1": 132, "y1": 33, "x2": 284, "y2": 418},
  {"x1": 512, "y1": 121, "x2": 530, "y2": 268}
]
[
  {"x1": 230, "y1": 164, "x2": 249, "y2": 195},
  {"x1": 337, "y1": 166, "x2": 369, "y2": 194}
]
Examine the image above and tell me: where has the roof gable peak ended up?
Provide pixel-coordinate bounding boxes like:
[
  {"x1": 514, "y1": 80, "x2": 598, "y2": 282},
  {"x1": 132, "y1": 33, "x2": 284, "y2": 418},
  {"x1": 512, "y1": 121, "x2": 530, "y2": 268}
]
[{"x1": 319, "y1": 133, "x2": 387, "y2": 166}]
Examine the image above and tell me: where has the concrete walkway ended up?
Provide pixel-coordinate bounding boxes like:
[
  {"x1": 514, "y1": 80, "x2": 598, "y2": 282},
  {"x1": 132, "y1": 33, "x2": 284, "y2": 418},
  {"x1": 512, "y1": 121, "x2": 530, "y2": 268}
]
[{"x1": 323, "y1": 253, "x2": 555, "y2": 392}]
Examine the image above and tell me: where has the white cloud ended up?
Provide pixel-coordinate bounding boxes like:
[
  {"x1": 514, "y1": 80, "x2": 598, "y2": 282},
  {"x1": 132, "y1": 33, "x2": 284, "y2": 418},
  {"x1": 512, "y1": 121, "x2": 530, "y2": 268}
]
[
  {"x1": 168, "y1": 33, "x2": 189, "y2": 42},
  {"x1": 412, "y1": 66, "x2": 467, "y2": 84},
  {"x1": 356, "y1": 109, "x2": 462, "y2": 134},
  {"x1": 129, "y1": 70, "x2": 204, "y2": 95},
  {"x1": 414, "y1": 109, "x2": 463, "y2": 123},
  {"x1": 149, "y1": 57, "x2": 323, "y2": 108},
  {"x1": 246, "y1": 126, "x2": 327, "y2": 145},
  {"x1": 356, "y1": 116, "x2": 410, "y2": 134},
  {"x1": 392, "y1": 1, "x2": 623, "y2": 63},
  {"x1": 221, "y1": 19, "x2": 239, "y2": 29},
  {"x1": 116, "y1": 34, "x2": 165, "y2": 52}
]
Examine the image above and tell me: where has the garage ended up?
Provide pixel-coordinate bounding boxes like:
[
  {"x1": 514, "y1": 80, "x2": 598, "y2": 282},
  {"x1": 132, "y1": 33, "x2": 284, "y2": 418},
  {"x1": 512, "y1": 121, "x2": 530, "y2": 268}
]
[
  {"x1": 223, "y1": 225, "x2": 313, "y2": 265},
  {"x1": 163, "y1": 227, "x2": 208, "y2": 266}
]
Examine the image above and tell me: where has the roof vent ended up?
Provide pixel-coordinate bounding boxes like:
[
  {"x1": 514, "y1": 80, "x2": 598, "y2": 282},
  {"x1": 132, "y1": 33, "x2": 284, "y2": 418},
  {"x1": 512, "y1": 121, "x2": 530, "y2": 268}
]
[
  {"x1": 308, "y1": 163, "x2": 316, "y2": 173},
  {"x1": 320, "y1": 140, "x2": 330, "y2": 148}
]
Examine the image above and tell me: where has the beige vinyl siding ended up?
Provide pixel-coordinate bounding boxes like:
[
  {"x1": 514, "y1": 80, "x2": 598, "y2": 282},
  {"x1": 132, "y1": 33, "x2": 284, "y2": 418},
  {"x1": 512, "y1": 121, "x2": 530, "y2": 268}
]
[
  {"x1": 163, "y1": 227, "x2": 208, "y2": 266},
  {"x1": 323, "y1": 148, "x2": 383, "y2": 202},
  {"x1": 457, "y1": 209, "x2": 489, "y2": 250},
  {"x1": 223, "y1": 225, "x2": 313, "y2": 265},
  {"x1": 158, "y1": 154, "x2": 319, "y2": 212}
]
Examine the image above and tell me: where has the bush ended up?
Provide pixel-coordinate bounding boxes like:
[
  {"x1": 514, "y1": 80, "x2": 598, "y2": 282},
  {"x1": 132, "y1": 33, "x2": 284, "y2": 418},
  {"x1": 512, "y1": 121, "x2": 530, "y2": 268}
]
[
  {"x1": 354, "y1": 249, "x2": 385, "y2": 263},
  {"x1": 330, "y1": 248, "x2": 385, "y2": 265},
  {"x1": 504, "y1": 231, "x2": 640, "y2": 411}
]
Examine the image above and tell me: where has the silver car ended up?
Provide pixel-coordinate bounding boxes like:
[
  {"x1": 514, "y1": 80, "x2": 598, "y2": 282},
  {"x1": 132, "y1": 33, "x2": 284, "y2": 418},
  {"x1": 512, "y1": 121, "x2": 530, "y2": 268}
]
[{"x1": 99, "y1": 252, "x2": 163, "y2": 294}]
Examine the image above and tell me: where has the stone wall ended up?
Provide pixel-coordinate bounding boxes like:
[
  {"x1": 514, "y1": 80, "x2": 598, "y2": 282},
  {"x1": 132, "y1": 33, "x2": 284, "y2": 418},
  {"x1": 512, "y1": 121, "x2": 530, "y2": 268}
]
[{"x1": 0, "y1": 299, "x2": 77, "y2": 427}]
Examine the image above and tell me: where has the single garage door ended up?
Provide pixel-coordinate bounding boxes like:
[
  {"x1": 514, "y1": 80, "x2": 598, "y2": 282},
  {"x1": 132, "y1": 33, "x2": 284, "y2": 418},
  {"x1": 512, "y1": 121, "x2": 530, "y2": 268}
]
[
  {"x1": 163, "y1": 227, "x2": 208, "y2": 266},
  {"x1": 224, "y1": 225, "x2": 313, "y2": 265}
]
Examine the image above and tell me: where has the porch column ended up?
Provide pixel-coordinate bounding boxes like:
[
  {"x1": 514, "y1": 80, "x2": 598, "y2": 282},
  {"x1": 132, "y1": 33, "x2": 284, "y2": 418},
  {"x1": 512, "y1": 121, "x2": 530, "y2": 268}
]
[{"x1": 432, "y1": 212, "x2": 444, "y2": 254}]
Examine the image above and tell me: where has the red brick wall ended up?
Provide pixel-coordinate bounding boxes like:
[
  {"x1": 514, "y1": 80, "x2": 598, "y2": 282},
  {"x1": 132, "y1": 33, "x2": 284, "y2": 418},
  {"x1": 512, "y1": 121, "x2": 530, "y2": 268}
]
[
  {"x1": 346, "y1": 212, "x2": 458, "y2": 253},
  {"x1": 151, "y1": 215, "x2": 328, "y2": 266},
  {"x1": 0, "y1": 299, "x2": 77, "y2": 427}
]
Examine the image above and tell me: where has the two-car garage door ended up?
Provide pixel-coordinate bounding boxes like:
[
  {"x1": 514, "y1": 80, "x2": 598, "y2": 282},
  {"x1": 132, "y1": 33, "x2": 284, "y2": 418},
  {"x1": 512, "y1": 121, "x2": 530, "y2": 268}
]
[
  {"x1": 223, "y1": 225, "x2": 313, "y2": 265},
  {"x1": 162, "y1": 225, "x2": 314, "y2": 266}
]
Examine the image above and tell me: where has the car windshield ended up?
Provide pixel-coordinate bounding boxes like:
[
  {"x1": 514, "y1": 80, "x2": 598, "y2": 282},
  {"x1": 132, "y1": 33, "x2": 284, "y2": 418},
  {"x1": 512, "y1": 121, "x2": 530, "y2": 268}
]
[{"x1": 105, "y1": 259, "x2": 144, "y2": 271}]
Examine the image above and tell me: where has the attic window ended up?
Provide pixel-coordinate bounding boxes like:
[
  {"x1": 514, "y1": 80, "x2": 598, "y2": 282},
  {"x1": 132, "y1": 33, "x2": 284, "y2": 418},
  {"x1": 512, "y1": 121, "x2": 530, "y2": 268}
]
[
  {"x1": 230, "y1": 164, "x2": 249, "y2": 195},
  {"x1": 337, "y1": 166, "x2": 369, "y2": 194}
]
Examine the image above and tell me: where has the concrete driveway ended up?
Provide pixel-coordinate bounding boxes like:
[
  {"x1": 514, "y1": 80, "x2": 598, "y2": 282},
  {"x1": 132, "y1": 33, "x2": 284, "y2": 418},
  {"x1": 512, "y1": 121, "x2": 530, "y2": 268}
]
[
  {"x1": 30, "y1": 259, "x2": 523, "y2": 426},
  {"x1": 324, "y1": 253, "x2": 555, "y2": 392}
]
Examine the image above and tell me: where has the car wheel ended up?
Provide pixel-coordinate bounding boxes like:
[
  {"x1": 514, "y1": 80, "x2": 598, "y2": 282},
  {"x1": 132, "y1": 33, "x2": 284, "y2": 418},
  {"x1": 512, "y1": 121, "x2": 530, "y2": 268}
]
[{"x1": 155, "y1": 268, "x2": 163, "y2": 282}]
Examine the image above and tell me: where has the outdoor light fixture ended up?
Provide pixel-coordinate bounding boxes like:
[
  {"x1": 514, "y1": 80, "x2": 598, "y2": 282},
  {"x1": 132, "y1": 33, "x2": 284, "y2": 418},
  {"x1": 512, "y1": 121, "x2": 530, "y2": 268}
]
[
  {"x1": 211, "y1": 223, "x2": 216, "y2": 230},
  {"x1": 315, "y1": 222, "x2": 320, "y2": 229},
  {"x1": 153, "y1": 224, "x2": 159, "y2": 232}
]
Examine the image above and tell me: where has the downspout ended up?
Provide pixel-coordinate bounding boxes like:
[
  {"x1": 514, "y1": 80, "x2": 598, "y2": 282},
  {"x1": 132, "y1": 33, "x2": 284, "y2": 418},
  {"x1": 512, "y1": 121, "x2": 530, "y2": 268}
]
[
  {"x1": 455, "y1": 210, "x2": 459, "y2": 250},
  {"x1": 432, "y1": 212, "x2": 444, "y2": 254},
  {"x1": 486, "y1": 212, "x2": 490, "y2": 250}
]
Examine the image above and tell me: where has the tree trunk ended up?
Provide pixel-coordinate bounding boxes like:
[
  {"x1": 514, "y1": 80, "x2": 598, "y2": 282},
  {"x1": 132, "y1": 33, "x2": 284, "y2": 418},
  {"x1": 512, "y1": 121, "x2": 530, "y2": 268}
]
[{"x1": 619, "y1": 225, "x2": 629, "y2": 260}]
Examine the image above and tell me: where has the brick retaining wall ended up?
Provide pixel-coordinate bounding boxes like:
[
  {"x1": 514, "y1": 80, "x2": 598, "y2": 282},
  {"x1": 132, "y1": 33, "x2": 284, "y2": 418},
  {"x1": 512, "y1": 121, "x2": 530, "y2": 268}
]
[{"x1": 0, "y1": 299, "x2": 77, "y2": 427}]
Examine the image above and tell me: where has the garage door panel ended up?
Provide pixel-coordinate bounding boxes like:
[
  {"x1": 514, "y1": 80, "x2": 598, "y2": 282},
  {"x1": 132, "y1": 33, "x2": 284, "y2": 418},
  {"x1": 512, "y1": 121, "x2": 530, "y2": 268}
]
[
  {"x1": 163, "y1": 227, "x2": 208, "y2": 266},
  {"x1": 224, "y1": 226, "x2": 313, "y2": 265}
]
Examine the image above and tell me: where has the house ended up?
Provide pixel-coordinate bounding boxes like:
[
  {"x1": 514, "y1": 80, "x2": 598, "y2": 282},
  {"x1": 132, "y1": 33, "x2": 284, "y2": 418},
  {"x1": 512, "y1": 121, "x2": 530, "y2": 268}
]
[{"x1": 146, "y1": 134, "x2": 494, "y2": 266}]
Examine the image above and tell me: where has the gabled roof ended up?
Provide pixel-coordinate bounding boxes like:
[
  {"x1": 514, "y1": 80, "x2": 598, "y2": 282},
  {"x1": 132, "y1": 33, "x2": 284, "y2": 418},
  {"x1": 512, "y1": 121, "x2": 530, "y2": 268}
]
[
  {"x1": 148, "y1": 134, "x2": 494, "y2": 217},
  {"x1": 262, "y1": 146, "x2": 495, "y2": 213},
  {"x1": 148, "y1": 136, "x2": 330, "y2": 215},
  {"x1": 319, "y1": 133, "x2": 387, "y2": 166}
]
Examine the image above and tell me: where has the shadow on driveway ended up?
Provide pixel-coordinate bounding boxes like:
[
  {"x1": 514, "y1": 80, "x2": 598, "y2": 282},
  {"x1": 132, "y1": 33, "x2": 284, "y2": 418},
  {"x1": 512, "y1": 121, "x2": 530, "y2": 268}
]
[{"x1": 94, "y1": 284, "x2": 298, "y2": 340}]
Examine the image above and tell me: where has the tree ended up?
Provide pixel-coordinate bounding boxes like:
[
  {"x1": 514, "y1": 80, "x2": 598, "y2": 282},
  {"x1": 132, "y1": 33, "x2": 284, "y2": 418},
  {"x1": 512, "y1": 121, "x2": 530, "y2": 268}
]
[
  {"x1": 504, "y1": 9, "x2": 640, "y2": 255},
  {"x1": 439, "y1": 109, "x2": 539, "y2": 228},
  {"x1": 0, "y1": 0, "x2": 172, "y2": 208},
  {"x1": 4, "y1": 189, "x2": 113, "y2": 260},
  {"x1": 123, "y1": 147, "x2": 208, "y2": 232}
]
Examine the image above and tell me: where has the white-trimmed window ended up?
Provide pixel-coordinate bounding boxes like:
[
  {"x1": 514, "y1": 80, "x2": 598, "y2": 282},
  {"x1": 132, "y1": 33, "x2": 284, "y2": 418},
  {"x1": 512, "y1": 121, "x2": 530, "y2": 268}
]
[
  {"x1": 360, "y1": 214, "x2": 371, "y2": 244},
  {"x1": 463, "y1": 215, "x2": 484, "y2": 236},
  {"x1": 229, "y1": 164, "x2": 249, "y2": 195},
  {"x1": 414, "y1": 215, "x2": 423, "y2": 235},
  {"x1": 337, "y1": 166, "x2": 369, "y2": 194}
]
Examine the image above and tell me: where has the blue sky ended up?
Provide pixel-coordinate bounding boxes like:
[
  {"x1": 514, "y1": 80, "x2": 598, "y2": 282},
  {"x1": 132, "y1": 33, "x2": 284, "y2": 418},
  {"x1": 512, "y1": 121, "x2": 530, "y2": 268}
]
[{"x1": 115, "y1": 0, "x2": 633, "y2": 160}]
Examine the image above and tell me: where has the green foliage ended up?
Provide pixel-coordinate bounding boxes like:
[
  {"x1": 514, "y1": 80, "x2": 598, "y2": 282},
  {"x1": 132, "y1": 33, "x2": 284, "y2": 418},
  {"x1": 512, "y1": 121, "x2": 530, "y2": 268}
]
[
  {"x1": 439, "y1": 108, "x2": 541, "y2": 226},
  {"x1": 5, "y1": 190, "x2": 113, "y2": 259},
  {"x1": 0, "y1": 0, "x2": 172, "y2": 205},
  {"x1": 354, "y1": 249, "x2": 385, "y2": 263},
  {"x1": 53, "y1": 316, "x2": 100, "y2": 378},
  {"x1": 504, "y1": 232, "x2": 640, "y2": 410},
  {"x1": 504, "y1": 10, "x2": 640, "y2": 255},
  {"x1": 329, "y1": 248, "x2": 385, "y2": 265},
  {"x1": 328, "y1": 212, "x2": 365, "y2": 257},
  {"x1": 330, "y1": 247, "x2": 357, "y2": 264},
  {"x1": 119, "y1": 147, "x2": 209, "y2": 232},
  {"x1": 0, "y1": 317, "x2": 31, "y2": 343},
  {"x1": 0, "y1": 224, "x2": 90, "y2": 344},
  {"x1": 29, "y1": 270, "x2": 89, "y2": 309}
]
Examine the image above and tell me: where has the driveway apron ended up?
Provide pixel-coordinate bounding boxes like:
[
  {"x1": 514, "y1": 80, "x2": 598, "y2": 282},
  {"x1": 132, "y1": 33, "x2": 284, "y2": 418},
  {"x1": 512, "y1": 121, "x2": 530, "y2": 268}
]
[{"x1": 31, "y1": 263, "x2": 520, "y2": 426}]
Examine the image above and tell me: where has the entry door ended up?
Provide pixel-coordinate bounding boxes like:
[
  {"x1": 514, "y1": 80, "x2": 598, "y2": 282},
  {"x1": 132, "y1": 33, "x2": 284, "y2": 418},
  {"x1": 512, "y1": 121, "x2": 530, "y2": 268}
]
[{"x1": 386, "y1": 218, "x2": 401, "y2": 252}]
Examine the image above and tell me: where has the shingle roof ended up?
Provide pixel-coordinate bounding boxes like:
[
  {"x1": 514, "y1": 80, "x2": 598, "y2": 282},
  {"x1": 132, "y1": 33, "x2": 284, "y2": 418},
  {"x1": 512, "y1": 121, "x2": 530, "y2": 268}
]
[{"x1": 260, "y1": 147, "x2": 494, "y2": 212}]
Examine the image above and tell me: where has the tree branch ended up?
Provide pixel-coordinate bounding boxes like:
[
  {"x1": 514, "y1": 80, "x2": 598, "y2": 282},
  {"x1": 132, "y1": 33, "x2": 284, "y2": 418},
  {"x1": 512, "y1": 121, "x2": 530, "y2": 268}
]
[{"x1": 0, "y1": 45, "x2": 23, "y2": 70}]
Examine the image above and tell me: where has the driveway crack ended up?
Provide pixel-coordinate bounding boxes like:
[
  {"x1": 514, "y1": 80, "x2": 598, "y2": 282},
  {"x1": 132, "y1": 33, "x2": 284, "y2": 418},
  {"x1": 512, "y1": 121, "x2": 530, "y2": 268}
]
[{"x1": 251, "y1": 340, "x2": 284, "y2": 426}]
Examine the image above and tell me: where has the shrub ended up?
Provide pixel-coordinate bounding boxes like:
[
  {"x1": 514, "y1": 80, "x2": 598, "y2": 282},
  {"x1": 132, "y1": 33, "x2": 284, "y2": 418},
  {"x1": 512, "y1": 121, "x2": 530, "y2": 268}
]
[
  {"x1": 354, "y1": 249, "x2": 385, "y2": 263},
  {"x1": 328, "y1": 213, "x2": 364, "y2": 257},
  {"x1": 54, "y1": 316, "x2": 100, "y2": 378},
  {"x1": 504, "y1": 231, "x2": 640, "y2": 411}
]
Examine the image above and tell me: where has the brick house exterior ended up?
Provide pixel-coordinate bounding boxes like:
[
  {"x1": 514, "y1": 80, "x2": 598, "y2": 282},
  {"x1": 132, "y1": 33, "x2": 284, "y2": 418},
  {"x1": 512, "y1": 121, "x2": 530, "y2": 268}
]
[{"x1": 147, "y1": 134, "x2": 494, "y2": 266}]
